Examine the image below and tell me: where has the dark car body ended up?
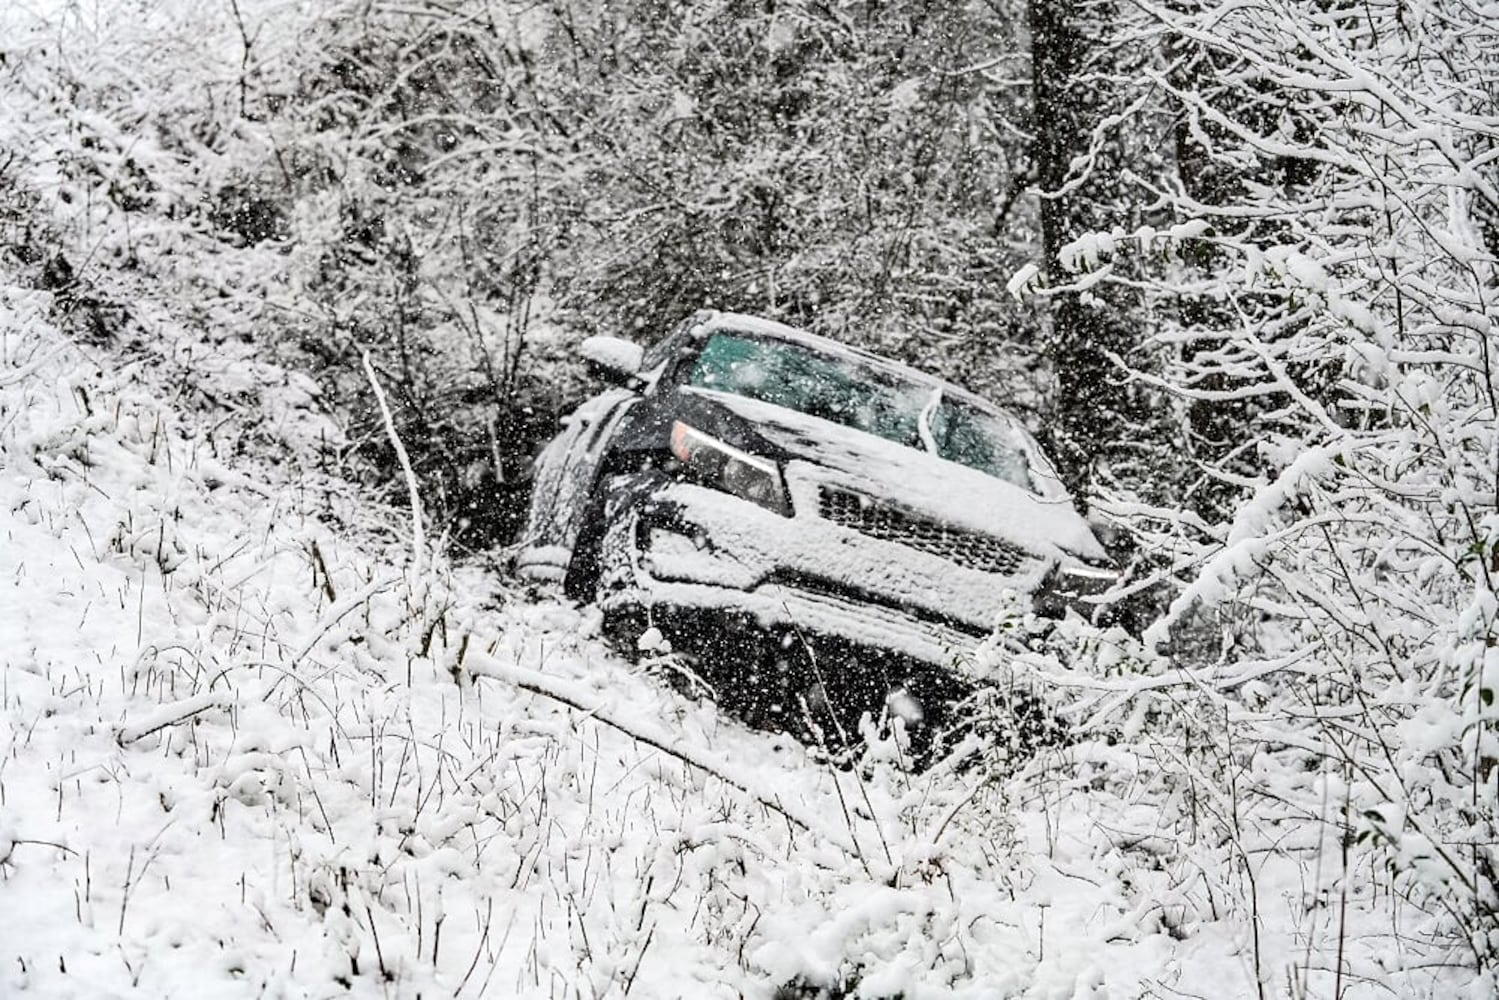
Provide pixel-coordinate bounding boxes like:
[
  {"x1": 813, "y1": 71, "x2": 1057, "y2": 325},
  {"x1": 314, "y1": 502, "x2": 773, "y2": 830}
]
[{"x1": 517, "y1": 311, "x2": 1115, "y2": 721}]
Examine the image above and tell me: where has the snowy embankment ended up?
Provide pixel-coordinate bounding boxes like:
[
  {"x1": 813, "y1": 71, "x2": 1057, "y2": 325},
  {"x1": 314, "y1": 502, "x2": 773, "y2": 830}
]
[
  {"x1": 4, "y1": 264, "x2": 1483, "y2": 998},
  {"x1": 0, "y1": 271, "x2": 1166, "y2": 998},
  {"x1": 2, "y1": 2, "x2": 1490, "y2": 991},
  {"x1": 0, "y1": 272, "x2": 833, "y2": 996}
]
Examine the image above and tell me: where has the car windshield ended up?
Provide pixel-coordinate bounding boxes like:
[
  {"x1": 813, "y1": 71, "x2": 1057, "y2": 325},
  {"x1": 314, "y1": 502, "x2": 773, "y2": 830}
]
[{"x1": 687, "y1": 331, "x2": 1035, "y2": 491}]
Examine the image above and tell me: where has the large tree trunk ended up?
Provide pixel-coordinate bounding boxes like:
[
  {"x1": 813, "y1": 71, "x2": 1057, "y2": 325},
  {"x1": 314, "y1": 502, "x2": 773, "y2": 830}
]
[{"x1": 1028, "y1": 0, "x2": 1140, "y2": 504}]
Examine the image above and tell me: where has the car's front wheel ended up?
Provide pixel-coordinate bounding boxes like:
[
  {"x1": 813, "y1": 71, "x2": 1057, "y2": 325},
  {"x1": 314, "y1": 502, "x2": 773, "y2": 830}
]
[
  {"x1": 561, "y1": 470, "x2": 656, "y2": 601},
  {"x1": 594, "y1": 499, "x2": 652, "y2": 645},
  {"x1": 559, "y1": 471, "x2": 664, "y2": 644}
]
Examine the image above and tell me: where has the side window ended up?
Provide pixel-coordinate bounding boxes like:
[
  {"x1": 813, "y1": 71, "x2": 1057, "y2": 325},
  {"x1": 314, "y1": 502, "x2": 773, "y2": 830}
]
[{"x1": 686, "y1": 333, "x2": 762, "y2": 392}]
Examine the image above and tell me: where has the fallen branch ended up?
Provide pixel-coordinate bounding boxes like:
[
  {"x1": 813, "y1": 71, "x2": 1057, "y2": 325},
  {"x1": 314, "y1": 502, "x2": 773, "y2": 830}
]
[
  {"x1": 463, "y1": 651, "x2": 855, "y2": 855},
  {"x1": 117, "y1": 691, "x2": 231, "y2": 745},
  {"x1": 0, "y1": 345, "x2": 67, "y2": 388}
]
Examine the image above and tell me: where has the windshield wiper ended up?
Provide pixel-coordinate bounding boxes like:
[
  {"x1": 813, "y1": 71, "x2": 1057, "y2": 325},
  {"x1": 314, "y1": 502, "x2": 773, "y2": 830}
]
[{"x1": 916, "y1": 386, "x2": 942, "y2": 456}]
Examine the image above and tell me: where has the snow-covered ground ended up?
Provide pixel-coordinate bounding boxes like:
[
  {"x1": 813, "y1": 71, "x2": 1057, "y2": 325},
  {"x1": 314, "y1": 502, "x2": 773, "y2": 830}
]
[
  {"x1": 0, "y1": 269, "x2": 1156, "y2": 997},
  {"x1": 2, "y1": 3, "x2": 1493, "y2": 997},
  {"x1": 3, "y1": 253, "x2": 1484, "y2": 999}
]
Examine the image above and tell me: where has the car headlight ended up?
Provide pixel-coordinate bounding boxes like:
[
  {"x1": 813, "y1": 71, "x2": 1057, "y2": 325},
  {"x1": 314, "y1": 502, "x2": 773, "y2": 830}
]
[
  {"x1": 1035, "y1": 559, "x2": 1119, "y2": 621},
  {"x1": 669, "y1": 421, "x2": 790, "y2": 515},
  {"x1": 1052, "y1": 560, "x2": 1118, "y2": 595}
]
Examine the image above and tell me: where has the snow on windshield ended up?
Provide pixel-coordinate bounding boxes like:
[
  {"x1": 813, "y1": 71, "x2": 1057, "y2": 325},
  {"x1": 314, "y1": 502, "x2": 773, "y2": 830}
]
[{"x1": 688, "y1": 331, "x2": 1035, "y2": 491}]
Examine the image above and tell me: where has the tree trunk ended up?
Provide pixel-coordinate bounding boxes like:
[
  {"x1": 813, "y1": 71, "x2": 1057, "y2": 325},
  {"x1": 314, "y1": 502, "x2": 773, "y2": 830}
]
[{"x1": 1028, "y1": 0, "x2": 1139, "y2": 504}]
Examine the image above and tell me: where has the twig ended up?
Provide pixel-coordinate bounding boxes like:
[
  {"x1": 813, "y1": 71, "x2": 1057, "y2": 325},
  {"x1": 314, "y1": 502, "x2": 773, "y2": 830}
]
[
  {"x1": 622, "y1": 922, "x2": 655, "y2": 995},
  {"x1": 362, "y1": 351, "x2": 424, "y2": 576},
  {"x1": 0, "y1": 837, "x2": 79, "y2": 861},
  {"x1": 118, "y1": 846, "x2": 136, "y2": 936},
  {"x1": 116, "y1": 691, "x2": 230, "y2": 745}
]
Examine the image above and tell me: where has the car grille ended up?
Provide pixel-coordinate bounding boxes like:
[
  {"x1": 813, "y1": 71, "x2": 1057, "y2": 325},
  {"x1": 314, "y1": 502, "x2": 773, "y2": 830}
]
[
  {"x1": 766, "y1": 570, "x2": 993, "y2": 638},
  {"x1": 817, "y1": 486, "x2": 1029, "y2": 575}
]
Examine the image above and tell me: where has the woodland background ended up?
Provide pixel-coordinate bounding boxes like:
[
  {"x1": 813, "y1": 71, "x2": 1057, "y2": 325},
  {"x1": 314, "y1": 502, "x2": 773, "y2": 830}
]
[{"x1": 2, "y1": 0, "x2": 1497, "y2": 995}]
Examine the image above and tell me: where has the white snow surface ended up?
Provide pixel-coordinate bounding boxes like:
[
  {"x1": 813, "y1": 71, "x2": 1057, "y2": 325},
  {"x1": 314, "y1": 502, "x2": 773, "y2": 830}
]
[
  {"x1": 2, "y1": 269, "x2": 1484, "y2": 998},
  {"x1": 1, "y1": 3, "x2": 1489, "y2": 992}
]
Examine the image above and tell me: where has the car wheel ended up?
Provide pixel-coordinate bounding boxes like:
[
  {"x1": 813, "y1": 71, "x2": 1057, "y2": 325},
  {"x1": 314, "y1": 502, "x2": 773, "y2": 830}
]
[
  {"x1": 561, "y1": 500, "x2": 607, "y2": 603},
  {"x1": 564, "y1": 472, "x2": 662, "y2": 643},
  {"x1": 562, "y1": 469, "x2": 655, "y2": 603},
  {"x1": 595, "y1": 502, "x2": 649, "y2": 643}
]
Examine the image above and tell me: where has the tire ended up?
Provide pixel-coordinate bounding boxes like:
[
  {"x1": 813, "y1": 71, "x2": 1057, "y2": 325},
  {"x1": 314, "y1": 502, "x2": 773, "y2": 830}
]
[
  {"x1": 561, "y1": 497, "x2": 608, "y2": 602},
  {"x1": 566, "y1": 472, "x2": 666, "y2": 650},
  {"x1": 562, "y1": 469, "x2": 658, "y2": 603},
  {"x1": 594, "y1": 504, "x2": 650, "y2": 647}
]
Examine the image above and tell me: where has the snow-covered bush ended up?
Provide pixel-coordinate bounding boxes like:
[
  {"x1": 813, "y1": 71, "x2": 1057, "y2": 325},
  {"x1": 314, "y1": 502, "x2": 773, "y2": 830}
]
[
  {"x1": 1019, "y1": 0, "x2": 1499, "y2": 984},
  {"x1": 2, "y1": 0, "x2": 1072, "y2": 553}
]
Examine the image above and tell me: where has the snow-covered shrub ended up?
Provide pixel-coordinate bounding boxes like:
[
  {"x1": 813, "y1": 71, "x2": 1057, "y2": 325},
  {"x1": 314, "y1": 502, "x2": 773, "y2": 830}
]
[
  {"x1": 3, "y1": 0, "x2": 1078, "y2": 554},
  {"x1": 1017, "y1": 1, "x2": 1499, "y2": 985},
  {"x1": 0, "y1": 0, "x2": 571, "y2": 550},
  {"x1": 537, "y1": 0, "x2": 1041, "y2": 386},
  {"x1": 261, "y1": 4, "x2": 586, "y2": 547}
]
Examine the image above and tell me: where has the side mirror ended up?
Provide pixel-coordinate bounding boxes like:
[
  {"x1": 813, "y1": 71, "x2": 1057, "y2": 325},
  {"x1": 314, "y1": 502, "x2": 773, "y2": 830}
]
[{"x1": 578, "y1": 335, "x2": 644, "y2": 384}]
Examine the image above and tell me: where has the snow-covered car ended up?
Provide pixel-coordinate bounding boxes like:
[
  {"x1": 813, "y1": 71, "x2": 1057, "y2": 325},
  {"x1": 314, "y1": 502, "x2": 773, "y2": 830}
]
[{"x1": 517, "y1": 310, "x2": 1115, "y2": 724}]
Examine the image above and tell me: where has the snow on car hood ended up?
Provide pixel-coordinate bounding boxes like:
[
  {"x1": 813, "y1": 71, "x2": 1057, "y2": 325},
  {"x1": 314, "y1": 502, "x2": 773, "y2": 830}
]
[{"x1": 683, "y1": 387, "x2": 1108, "y2": 563}]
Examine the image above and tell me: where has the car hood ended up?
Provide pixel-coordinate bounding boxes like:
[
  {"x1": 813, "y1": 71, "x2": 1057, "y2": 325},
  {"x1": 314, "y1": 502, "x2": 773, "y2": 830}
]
[{"x1": 682, "y1": 387, "x2": 1108, "y2": 564}]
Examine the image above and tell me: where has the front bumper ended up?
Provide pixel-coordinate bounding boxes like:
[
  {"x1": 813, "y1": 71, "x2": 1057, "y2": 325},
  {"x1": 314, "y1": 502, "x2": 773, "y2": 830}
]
[{"x1": 601, "y1": 479, "x2": 1054, "y2": 667}]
